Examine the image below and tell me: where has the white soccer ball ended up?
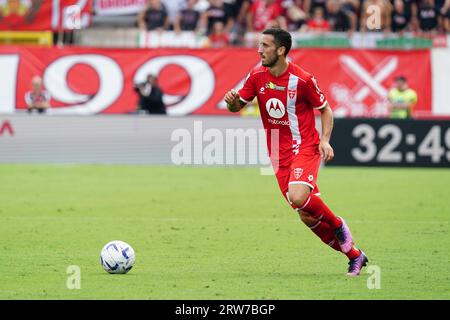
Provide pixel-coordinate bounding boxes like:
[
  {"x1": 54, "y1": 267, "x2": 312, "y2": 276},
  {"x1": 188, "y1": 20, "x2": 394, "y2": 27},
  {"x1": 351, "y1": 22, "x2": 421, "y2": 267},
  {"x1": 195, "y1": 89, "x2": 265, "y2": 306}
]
[{"x1": 100, "y1": 240, "x2": 135, "y2": 274}]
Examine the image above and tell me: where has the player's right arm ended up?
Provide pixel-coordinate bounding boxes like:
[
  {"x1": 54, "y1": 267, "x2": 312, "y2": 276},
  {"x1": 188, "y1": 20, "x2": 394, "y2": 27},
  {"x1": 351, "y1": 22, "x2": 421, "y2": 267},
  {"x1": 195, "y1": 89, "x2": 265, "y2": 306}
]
[
  {"x1": 224, "y1": 89, "x2": 247, "y2": 112},
  {"x1": 224, "y1": 70, "x2": 257, "y2": 113}
]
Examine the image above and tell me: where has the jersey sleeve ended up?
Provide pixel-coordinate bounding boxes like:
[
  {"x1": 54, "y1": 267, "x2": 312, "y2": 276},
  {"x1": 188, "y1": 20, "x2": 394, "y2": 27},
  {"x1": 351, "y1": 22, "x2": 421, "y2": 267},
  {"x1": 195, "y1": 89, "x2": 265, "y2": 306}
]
[
  {"x1": 304, "y1": 75, "x2": 327, "y2": 110},
  {"x1": 238, "y1": 72, "x2": 257, "y2": 104}
]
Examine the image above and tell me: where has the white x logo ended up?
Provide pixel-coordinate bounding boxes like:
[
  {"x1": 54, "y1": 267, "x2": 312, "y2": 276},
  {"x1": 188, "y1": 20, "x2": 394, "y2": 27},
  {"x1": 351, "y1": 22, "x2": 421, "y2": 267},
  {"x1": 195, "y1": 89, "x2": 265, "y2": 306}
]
[{"x1": 340, "y1": 55, "x2": 398, "y2": 102}]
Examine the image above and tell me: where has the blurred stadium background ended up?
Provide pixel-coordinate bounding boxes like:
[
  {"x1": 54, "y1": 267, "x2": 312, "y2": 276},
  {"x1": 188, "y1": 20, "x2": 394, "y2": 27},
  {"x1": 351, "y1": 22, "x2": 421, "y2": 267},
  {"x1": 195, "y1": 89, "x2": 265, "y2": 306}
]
[{"x1": 1, "y1": 0, "x2": 450, "y2": 300}]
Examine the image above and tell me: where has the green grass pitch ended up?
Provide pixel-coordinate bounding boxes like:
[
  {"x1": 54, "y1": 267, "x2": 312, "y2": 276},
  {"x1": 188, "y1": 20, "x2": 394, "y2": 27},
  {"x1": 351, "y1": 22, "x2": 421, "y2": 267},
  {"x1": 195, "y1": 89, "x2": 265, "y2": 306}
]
[{"x1": 1, "y1": 164, "x2": 449, "y2": 299}]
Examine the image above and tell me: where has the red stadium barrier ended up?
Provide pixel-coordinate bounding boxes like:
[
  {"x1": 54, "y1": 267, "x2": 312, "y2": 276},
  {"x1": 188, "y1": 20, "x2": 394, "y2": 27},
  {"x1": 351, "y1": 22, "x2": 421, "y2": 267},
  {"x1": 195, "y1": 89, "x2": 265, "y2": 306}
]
[{"x1": 0, "y1": 46, "x2": 432, "y2": 116}]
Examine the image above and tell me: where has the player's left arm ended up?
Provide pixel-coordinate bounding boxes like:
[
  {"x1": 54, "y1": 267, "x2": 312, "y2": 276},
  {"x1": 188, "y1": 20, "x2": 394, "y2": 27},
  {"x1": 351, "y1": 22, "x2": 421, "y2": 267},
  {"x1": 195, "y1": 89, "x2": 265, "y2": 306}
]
[
  {"x1": 318, "y1": 102, "x2": 334, "y2": 163},
  {"x1": 305, "y1": 76, "x2": 335, "y2": 163}
]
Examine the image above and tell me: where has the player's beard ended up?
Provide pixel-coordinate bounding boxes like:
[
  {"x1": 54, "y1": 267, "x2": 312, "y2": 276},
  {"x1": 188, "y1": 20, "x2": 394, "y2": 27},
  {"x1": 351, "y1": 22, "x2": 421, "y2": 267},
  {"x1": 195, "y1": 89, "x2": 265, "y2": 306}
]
[{"x1": 262, "y1": 54, "x2": 279, "y2": 68}]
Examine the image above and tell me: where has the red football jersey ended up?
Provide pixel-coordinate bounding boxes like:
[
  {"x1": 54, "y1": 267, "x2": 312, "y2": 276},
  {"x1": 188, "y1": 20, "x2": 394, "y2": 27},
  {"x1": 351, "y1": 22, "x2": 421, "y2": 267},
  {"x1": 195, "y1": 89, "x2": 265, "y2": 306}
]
[{"x1": 238, "y1": 62, "x2": 327, "y2": 166}]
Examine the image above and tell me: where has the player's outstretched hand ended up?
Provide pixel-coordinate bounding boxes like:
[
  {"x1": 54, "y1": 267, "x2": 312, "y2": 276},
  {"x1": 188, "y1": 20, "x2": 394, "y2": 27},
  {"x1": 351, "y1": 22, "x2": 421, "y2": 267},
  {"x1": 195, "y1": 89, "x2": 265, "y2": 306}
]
[
  {"x1": 319, "y1": 141, "x2": 334, "y2": 163},
  {"x1": 224, "y1": 89, "x2": 241, "y2": 112}
]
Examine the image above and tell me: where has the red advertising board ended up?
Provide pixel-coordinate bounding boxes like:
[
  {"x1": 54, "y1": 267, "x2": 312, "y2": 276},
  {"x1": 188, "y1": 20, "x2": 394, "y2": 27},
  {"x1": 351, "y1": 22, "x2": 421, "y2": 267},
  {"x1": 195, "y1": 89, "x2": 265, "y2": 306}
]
[
  {"x1": 289, "y1": 49, "x2": 432, "y2": 117},
  {"x1": 0, "y1": 46, "x2": 431, "y2": 116},
  {"x1": 0, "y1": 0, "x2": 92, "y2": 31}
]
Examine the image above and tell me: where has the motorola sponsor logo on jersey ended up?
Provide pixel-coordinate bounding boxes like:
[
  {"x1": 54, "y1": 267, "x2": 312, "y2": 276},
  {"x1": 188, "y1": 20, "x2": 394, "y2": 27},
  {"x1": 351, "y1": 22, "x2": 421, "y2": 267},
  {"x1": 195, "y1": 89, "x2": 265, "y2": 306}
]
[{"x1": 265, "y1": 98, "x2": 291, "y2": 125}]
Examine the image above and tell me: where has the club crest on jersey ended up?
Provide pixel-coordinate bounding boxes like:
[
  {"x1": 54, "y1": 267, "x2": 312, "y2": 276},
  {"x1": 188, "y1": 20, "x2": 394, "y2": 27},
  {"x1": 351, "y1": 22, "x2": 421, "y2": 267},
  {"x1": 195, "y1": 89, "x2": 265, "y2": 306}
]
[
  {"x1": 265, "y1": 98, "x2": 285, "y2": 119},
  {"x1": 288, "y1": 89, "x2": 296, "y2": 100},
  {"x1": 294, "y1": 168, "x2": 303, "y2": 179}
]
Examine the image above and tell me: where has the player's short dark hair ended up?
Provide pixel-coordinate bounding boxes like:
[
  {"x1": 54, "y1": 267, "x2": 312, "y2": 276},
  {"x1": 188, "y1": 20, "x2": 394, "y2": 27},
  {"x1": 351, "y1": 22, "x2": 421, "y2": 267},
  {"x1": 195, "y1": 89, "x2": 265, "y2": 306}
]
[{"x1": 262, "y1": 28, "x2": 292, "y2": 57}]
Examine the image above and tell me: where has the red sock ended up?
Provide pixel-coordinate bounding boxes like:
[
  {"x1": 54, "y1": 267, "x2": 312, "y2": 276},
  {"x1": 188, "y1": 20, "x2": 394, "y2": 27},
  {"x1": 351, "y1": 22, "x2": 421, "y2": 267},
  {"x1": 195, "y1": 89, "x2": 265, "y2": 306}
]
[
  {"x1": 305, "y1": 213, "x2": 361, "y2": 259},
  {"x1": 309, "y1": 220, "x2": 342, "y2": 252},
  {"x1": 346, "y1": 247, "x2": 361, "y2": 260},
  {"x1": 308, "y1": 219, "x2": 362, "y2": 259},
  {"x1": 301, "y1": 194, "x2": 342, "y2": 230}
]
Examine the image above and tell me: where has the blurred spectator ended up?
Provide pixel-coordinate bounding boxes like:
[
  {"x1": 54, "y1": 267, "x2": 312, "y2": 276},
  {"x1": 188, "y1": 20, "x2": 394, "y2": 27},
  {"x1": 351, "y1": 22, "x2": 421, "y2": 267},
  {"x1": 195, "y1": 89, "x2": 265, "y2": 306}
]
[
  {"x1": 235, "y1": 0, "x2": 251, "y2": 28},
  {"x1": 246, "y1": 0, "x2": 287, "y2": 32},
  {"x1": 175, "y1": 0, "x2": 202, "y2": 32},
  {"x1": 406, "y1": 0, "x2": 420, "y2": 32},
  {"x1": 201, "y1": 0, "x2": 235, "y2": 35},
  {"x1": 194, "y1": 0, "x2": 212, "y2": 11},
  {"x1": 417, "y1": 0, "x2": 439, "y2": 36},
  {"x1": 340, "y1": 0, "x2": 360, "y2": 32},
  {"x1": 304, "y1": 0, "x2": 327, "y2": 14},
  {"x1": 138, "y1": 0, "x2": 169, "y2": 31},
  {"x1": 301, "y1": 6, "x2": 330, "y2": 32},
  {"x1": 206, "y1": 21, "x2": 231, "y2": 46},
  {"x1": 403, "y1": 0, "x2": 418, "y2": 17},
  {"x1": 435, "y1": 0, "x2": 449, "y2": 32},
  {"x1": 283, "y1": 0, "x2": 309, "y2": 31},
  {"x1": 360, "y1": 0, "x2": 393, "y2": 35},
  {"x1": 162, "y1": 0, "x2": 186, "y2": 30},
  {"x1": 265, "y1": 17, "x2": 285, "y2": 28},
  {"x1": 223, "y1": 0, "x2": 247, "y2": 19},
  {"x1": 135, "y1": 74, "x2": 166, "y2": 115},
  {"x1": 391, "y1": 0, "x2": 411, "y2": 34},
  {"x1": 443, "y1": 0, "x2": 450, "y2": 32},
  {"x1": 25, "y1": 76, "x2": 50, "y2": 114},
  {"x1": 232, "y1": 26, "x2": 248, "y2": 45},
  {"x1": 388, "y1": 75, "x2": 417, "y2": 119},
  {"x1": 325, "y1": 0, "x2": 351, "y2": 32},
  {"x1": 224, "y1": 0, "x2": 249, "y2": 39}
]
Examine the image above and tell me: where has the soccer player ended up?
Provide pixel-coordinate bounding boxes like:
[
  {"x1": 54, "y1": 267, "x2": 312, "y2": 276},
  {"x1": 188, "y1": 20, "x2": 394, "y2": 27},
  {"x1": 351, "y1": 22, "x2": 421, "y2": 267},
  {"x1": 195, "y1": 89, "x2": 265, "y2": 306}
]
[{"x1": 223, "y1": 28, "x2": 368, "y2": 276}]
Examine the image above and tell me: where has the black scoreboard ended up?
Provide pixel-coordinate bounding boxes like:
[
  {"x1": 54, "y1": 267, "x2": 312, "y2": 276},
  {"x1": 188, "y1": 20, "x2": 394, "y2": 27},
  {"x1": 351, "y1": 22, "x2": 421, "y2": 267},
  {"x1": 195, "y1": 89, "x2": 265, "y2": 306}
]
[{"x1": 329, "y1": 119, "x2": 450, "y2": 167}]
